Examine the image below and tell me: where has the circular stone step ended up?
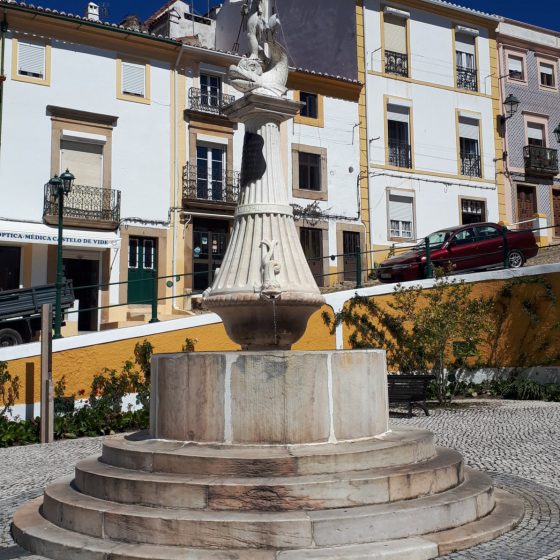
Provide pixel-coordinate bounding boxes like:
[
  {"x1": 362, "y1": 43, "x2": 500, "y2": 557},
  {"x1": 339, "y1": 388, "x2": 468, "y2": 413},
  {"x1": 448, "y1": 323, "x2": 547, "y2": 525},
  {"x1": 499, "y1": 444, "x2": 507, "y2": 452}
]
[
  {"x1": 13, "y1": 488, "x2": 522, "y2": 559},
  {"x1": 41, "y1": 469, "x2": 494, "y2": 549},
  {"x1": 75, "y1": 448, "x2": 463, "y2": 511},
  {"x1": 101, "y1": 427, "x2": 436, "y2": 477}
]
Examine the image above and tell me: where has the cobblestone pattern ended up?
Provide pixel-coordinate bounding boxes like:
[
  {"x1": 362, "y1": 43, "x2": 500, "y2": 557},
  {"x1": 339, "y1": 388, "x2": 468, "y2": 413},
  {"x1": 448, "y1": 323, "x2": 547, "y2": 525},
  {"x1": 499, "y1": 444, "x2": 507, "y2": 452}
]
[{"x1": 0, "y1": 401, "x2": 559, "y2": 559}]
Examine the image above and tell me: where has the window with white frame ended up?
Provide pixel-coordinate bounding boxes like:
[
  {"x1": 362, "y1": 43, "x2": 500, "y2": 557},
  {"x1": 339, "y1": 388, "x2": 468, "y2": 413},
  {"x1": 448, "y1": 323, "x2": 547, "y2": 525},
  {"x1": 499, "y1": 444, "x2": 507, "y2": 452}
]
[
  {"x1": 458, "y1": 116, "x2": 481, "y2": 177},
  {"x1": 455, "y1": 32, "x2": 478, "y2": 91},
  {"x1": 527, "y1": 122, "x2": 546, "y2": 147},
  {"x1": 461, "y1": 199, "x2": 486, "y2": 225},
  {"x1": 17, "y1": 41, "x2": 46, "y2": 79},
  {"x1": 388, "y1": 193, "x2": 414, "y2": 239},
  {"x1": 539, "y1": 61, "x2": 556, "y2": 89},
  {"x1": 507, "y1": 55, "x2": 525, "y2": 81},
  {"x1": 121, "y1": 62, "x2": 146, "y2": 97},
  {"x1": 200, "y1": 73, "x2": 222, "y2": 108}
]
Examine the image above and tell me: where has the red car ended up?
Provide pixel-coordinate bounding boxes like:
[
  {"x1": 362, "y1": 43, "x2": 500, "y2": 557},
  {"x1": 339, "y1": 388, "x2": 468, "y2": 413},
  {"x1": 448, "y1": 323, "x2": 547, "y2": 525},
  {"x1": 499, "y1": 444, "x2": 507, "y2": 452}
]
[{"x1": 376, "y1": 222, "x2": 538, "y2": 283}]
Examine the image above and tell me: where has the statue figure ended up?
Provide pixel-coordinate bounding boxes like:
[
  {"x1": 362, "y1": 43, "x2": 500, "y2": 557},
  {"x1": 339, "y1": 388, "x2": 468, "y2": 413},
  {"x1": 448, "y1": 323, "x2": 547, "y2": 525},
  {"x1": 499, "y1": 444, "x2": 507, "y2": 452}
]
[
  {"x1": 258, "y1": 239, "x2": 282, "y2": 299},
  {"x1": 229, "y1": 0, "x2": 288, "y2": 97}
]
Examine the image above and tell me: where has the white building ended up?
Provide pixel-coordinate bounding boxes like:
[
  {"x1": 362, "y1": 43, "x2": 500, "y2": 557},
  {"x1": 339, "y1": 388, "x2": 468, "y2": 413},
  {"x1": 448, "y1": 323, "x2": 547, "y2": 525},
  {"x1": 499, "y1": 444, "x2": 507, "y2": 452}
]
[{"x1": 361, "y1": 0, "x2": 504, "y2": 259}]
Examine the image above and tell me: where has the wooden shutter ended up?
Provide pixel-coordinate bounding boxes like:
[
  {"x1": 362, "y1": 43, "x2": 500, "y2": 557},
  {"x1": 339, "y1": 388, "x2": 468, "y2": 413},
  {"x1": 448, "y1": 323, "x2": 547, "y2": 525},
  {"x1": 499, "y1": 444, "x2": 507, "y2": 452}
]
[
  {"x1": 17, "y1": 41, "x2": 45, "y2": 78},
  {"x1": 122, "y1": 62, "x2": 146, "y2": 97},
  {"x1": 384, "y1": 14, "x2": 407, "y2": 54}
]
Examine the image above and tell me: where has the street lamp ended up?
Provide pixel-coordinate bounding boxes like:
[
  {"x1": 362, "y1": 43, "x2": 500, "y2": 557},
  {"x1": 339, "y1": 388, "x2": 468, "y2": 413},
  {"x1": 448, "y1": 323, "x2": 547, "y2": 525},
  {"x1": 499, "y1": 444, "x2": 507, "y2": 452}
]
[
  {"x1": 49, "y1": 169, "x2": 74, "y2": 339},
  {"x1": 499, "y1": 94, "x2": 520, "y2": 126},
  {"x1": 554, "y1": 124, "x2": 560, "y2": 143}
]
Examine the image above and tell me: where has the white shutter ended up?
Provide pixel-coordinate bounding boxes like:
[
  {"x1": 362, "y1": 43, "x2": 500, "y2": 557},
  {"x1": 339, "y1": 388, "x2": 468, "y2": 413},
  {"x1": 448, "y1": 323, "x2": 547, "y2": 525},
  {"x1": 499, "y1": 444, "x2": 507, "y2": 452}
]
[
  {"x1": 389, "y1": 194, "x2": 413, "y2": 222},
  {"x1": 387, "y1": 104, "x2": 409, "y2": 124},
  {"x1": 527, "y1": 123, "x2": 544, "y2": 141},
  {"x1": 384, "y1": 14, "x2": 407, "y2": 53},
  {"x1": 508, "y1": 56, "x2": 523, "y2": 73},
  {"x1": 455, "y1": 33, "x2": 475, "y2": 56},
  {"x1": 122, "y1": 62, "x2": 146, "y2": 97},
  {"x1": 17, "y1": 42, "x2": 45, "y2": 78},
  {"x1": 60, "y1": 140, "x2": 103, "y2": 188},
  {"x1": 459, "y1": 116, "x2": 479, "y2": 140}
]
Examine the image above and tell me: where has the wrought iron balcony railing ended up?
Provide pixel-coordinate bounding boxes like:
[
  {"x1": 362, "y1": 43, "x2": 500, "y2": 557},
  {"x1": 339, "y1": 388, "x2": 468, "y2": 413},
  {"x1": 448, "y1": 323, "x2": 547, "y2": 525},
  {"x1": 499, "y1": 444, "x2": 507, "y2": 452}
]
[
  {"x1": 188, "y1": 87, "x2": 235, "y2": 116},
  {"x1": 460, "y1": 153, "x2": 482, "y2": 177},
  {"x1": 43, "y1": 184, "x2": 121, "y2": 230},
  {"x1": 183, "y1": 164, "x2": 240, "y2": 207},
  {"x1": 523, "y1": 145, "x2": 559, "y2": 176},
  {"x1": 456, "y1": 66, "x2": 478, "y2": 91},
  {"x1": 385, "y1": 50, "x2": 408, "y2": 77},
  {"x1": 388, "y1": 141, "x2": 412, "y2": 169}
]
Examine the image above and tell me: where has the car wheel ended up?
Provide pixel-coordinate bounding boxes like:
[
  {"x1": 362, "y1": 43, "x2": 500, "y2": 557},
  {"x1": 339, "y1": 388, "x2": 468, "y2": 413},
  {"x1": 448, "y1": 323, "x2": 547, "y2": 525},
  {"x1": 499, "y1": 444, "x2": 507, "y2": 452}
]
[
  {"x1": 0, "y1": 328, "x2": 23, "y2": 347},
  {"x1": 508, "y1": 250, "x2": 525, "y2": 269}
]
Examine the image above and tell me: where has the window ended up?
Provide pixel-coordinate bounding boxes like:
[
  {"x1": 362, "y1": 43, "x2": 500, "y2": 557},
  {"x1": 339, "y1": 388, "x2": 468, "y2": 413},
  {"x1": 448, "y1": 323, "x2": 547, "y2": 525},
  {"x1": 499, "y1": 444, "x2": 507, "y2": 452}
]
[
  {"x1": 538, "y1": 60, "x2": 557, "y2": 90},
  {"x1": 60, "y1": 140, "x2": 103, "y2": 188},
  {"x1": 458, "y1": 116, "x2": 481, "y2": 177},
  {"x1": 200, "y1": 73, "x2": 222, "y2": 108},
  {"x1": 128, "y1": 238, "x2": 139, "y2": 269},
  {"x1": 387, "y1": 103, "x2": 411, "y2": 168},
  {"x1": 454, "y1": 227, "x2": 476, "y2": 245},
  {"x1": 300, "y1": 92, "x2": 318, "y2": 119},
  {"x1": 476, "y1": 224, "x2": 500, "y2": 239},
  {"x1": 299, "y1": 152, "x2": 321, "y2": 191},
  {"x1": 455, "y1": 32, "x2": 477, "y2": 91},
  {"x1": 527, "y1": 122, "x2": 545, "y2": 147},
  {"x1": 388, "y1": 193, "x2": 414, "y2": 239},
  {"x1": 17, "y1": 41, "x2": 45, "y2": 78},
  {"x1": 292, "y1": 144, "x2": 327, "y2": 200},
  {"x1": 461, "y1": 199, "x2": 486, "y2": 225},
  {"x1": 196, "y1": 144, "x2": 226, "y2": 201},
  {"x1": 117, "y1": 58, "x2": 150, "y2": 103},
  {"x1": 294, "y1": 91, "x2": 324, "y2": 127},
  {"x1": 507, "y1": 55, "x2": 525, "y2": 82},
  {"x1": 384, "y1": 13, "x2": 408, "y2": 77}
]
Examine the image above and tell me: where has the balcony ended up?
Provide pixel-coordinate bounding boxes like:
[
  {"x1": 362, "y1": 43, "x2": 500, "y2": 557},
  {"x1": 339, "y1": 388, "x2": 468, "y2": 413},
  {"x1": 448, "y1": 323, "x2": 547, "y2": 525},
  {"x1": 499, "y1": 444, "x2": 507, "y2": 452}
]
[
  {"x1": 43, "y1": 184, "x2": 121, "y2": 230},
  {"x1": 388, "y1": 141, "x2": 412, "y2": 169},
  {"x1": 187, "y1": 87, "x2": 235, "y2": 117},
  {"x1": 385, "y1": 50, "x2": 408, "y2": 77},
  {"x1": 460, "y1": 153, "x2": 482, "y2": 177},
  {"x1": 523, "y1": 145, "x2": 559, "y2": 176},
  {"x1": 457, "y1": 66, "x2": 478, "y2": 92},
  {"x1": 182, "y1": 164, "x2": 240, "y2": 211}
]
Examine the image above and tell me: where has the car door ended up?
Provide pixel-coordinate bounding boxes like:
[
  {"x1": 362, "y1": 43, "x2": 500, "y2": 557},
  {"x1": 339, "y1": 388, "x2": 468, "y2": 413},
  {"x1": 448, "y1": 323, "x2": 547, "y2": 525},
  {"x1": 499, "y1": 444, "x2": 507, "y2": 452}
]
[
  {"x1": 475, "y1": 225, "x2": 504, "y2": 268},
  {"x1": 444, "y1": 227, "x2": 479, "y2": 273}
]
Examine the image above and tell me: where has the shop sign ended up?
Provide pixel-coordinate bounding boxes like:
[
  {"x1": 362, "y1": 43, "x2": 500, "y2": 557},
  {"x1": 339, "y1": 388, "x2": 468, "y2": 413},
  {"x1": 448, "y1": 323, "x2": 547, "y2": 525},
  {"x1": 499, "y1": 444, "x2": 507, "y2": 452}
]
[{"x1": 0, "y1": 230, "x2": 120, "y2": 248}]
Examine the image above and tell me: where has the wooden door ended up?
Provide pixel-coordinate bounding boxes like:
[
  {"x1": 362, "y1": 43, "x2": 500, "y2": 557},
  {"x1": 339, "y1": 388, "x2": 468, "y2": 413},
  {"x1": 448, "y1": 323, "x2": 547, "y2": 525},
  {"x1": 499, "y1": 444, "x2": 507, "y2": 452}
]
[
  {"x1": 553, "y1": 190, "x2": 560, "y2": 237},
  {"x1": 193, "y1": 229, "x2": 228, "y2": 292},
  {"x1": 300, "y1": 228, "x2": 324, "y2": 287},
  {"x1": 127, "y1": 237, "x2": 157, "y2": 305},
  {"x1": 516, "y1": 186, "x2": 537, "y2": 229},
  {"x1": 343, "y1": 231, "x2": 360, "y2": 282}
]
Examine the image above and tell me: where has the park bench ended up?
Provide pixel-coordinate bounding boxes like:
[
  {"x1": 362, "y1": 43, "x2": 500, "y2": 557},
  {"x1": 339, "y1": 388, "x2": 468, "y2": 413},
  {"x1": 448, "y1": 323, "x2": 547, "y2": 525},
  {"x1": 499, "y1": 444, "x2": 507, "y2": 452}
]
[{"x1": 387, "y1": 374, "x2": 435, "y2": 417}]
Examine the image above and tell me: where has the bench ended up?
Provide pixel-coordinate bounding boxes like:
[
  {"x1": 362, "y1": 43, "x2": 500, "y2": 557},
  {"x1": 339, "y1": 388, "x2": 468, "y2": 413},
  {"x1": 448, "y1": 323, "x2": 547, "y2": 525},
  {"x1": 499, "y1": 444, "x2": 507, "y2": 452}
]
[{"x1": 387, "y1": 375, "x2": 435, "y2": 417}]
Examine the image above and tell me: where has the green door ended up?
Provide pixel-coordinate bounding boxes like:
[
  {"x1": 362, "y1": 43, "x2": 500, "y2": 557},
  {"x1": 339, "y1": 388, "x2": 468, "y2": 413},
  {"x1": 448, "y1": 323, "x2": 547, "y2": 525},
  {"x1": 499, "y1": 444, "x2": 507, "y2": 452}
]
[{"x1": 127, "y1": 237, "x2": 157, "y2": 304}]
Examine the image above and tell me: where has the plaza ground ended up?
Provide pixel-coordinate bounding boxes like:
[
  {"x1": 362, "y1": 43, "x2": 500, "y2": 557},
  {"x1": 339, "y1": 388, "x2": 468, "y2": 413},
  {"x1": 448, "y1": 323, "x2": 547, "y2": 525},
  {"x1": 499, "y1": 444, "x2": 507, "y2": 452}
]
[{"x1": 0, "y1": 400, "x2": 559, "y2": 559}]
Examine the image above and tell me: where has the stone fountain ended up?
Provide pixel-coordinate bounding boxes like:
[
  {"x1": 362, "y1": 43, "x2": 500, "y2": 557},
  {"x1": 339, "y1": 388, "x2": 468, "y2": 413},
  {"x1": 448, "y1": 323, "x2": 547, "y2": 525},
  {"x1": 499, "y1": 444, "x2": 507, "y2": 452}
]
[{"x1": 13, "y1": 2, "x2": 523, "y2": 558}]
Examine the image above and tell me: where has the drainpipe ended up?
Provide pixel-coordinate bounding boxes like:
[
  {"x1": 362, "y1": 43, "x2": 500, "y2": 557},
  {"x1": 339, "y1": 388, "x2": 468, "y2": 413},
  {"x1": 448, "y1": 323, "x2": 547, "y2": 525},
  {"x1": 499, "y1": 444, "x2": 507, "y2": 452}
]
[{"x1": 0, "y1": 16, "x2": 8, "y2": 159}]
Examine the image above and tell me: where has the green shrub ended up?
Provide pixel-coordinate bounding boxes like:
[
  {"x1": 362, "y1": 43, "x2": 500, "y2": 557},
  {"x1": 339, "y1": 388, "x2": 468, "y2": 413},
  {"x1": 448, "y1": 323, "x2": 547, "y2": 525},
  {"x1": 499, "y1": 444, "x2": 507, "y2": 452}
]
[{"x1": 0, "y1": 361, "x2": 20, "y2": 417}]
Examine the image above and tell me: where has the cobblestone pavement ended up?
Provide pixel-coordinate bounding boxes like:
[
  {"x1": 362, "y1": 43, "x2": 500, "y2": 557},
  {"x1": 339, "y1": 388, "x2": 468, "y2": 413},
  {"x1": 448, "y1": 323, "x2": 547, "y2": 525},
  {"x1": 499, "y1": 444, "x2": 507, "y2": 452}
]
[{"x1": 0, "y1": 400, "x2": 559, "y2": 559}]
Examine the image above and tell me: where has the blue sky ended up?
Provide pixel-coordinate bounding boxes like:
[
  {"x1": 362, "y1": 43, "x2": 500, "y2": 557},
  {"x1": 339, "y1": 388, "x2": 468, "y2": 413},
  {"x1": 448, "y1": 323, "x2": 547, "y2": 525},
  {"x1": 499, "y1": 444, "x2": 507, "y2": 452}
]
[{"x1": 26, "y1": 1, "x2": 560, "y2": 33}]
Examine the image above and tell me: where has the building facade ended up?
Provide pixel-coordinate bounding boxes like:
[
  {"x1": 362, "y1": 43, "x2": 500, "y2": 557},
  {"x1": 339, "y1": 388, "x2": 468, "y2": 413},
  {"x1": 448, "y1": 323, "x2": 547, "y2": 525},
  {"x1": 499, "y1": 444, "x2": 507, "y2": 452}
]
[
  {"x1": 497, "y1": 19, "x2": 560, "y2": 242},
  {"x1": 361, "y1": 0, "x2": 504, "y2": 261}
]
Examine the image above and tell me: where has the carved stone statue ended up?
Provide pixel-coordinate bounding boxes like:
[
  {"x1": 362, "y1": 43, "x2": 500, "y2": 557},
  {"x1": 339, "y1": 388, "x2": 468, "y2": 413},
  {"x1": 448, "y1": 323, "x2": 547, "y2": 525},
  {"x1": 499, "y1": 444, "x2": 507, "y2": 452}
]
[
  {"x1": 259, "y1": 239, "x2": 282, "y2": 299},
  {"x1": 229, "y1": 0, "x2": 288, "y2": 97}
]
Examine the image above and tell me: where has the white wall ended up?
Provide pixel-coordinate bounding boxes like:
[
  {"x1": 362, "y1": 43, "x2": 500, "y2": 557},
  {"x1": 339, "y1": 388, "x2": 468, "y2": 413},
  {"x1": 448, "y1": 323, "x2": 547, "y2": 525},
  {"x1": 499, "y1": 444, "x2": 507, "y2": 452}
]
[{"x1": 0, "y1": 35, "x2": 172, "y2": 224}]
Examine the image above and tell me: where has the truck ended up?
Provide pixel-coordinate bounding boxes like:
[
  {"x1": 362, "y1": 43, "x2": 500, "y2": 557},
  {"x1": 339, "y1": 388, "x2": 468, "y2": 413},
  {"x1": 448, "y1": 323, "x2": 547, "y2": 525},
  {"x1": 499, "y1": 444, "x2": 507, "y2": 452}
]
[{"x1": 0, "y1": 280, "x2": 75, "y2": 346}]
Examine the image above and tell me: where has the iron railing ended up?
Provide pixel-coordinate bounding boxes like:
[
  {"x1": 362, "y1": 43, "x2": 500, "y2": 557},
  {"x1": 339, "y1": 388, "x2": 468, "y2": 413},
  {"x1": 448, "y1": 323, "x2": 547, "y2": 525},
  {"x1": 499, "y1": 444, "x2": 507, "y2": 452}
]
[
  {"x1": 523, "y1": 145, "x2": 559, "y2": 175},
  {"x1": 43, "y1": 184, "x2": 121, "y2": 229},
  {"x1": 456, "y1": 66, "x2": 478, "y2": 91},
  {"x1": 188, "y1": 87, "x2": 235, "y2": 116},
  {"x1": 182, "y1": 164, "x2": 240, "y2": 205},
  {"x1": 388, "y1": 141, "x2": 412, "y2": 168},
  {"x1": 460, "y1": 153, "x2": 482, "y2": 177},
  {"x1": 385, "y1": 50, "x2": 408, "y2": 77}
]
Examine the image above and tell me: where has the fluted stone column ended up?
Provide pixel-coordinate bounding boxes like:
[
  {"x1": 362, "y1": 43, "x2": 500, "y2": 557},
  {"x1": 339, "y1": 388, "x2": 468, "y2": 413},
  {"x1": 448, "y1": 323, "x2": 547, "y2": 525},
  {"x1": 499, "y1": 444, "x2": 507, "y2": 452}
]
[{"x1": 204, "y1": 94, "x2": 324, "y2": 350}]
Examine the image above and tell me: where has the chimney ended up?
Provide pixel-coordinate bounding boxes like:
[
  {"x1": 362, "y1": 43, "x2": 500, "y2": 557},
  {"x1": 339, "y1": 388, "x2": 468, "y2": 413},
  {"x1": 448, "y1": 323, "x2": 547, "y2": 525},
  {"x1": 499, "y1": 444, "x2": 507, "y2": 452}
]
[{"x1": 85, "y1": 2, "x2": 100, "y2": 21}]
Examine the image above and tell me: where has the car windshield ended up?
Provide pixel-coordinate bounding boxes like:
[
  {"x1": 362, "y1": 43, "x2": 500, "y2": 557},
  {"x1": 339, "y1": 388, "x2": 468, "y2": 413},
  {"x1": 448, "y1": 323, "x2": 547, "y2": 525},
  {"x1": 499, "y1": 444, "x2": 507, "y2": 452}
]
[{"x1": 416, "y1": 230, "x2": 453, "y2": 250}]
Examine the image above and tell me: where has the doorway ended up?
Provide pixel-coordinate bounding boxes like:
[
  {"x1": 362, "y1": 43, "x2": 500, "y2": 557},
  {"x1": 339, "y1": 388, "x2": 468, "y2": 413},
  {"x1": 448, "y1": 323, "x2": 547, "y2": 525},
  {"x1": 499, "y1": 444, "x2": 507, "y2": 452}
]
[
  {"x1": 63, "y1": 258, "x2": 99, "y2": 331},
  {"x1": 300, "y1": 227, "x2": 324, "y2": 287},
  {"x1": 343, "y1": 231, "x2": 361, "y2": 282},
  {"x1": 553, "y1": 190, "x2": 560, "y2": 237},
  {"x1": 127, "y1": 237, "x2": 157, "y2": 305},
  {"x1": 0, "y1": 246, "x2": 21, "y2": 291},
  {"x1": 192, "y1": 220, "x2": 229, "y2": 292},
  {"x1": 516, "y1": 185, "x2": 537, "y2": 229}
]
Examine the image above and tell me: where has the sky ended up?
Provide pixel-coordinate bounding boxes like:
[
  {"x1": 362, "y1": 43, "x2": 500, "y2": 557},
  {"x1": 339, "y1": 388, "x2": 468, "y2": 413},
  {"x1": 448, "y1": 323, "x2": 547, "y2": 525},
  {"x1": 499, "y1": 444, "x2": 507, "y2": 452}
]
[{"x1": 21, "y1": 0, "x2": 560, "y2": 33}]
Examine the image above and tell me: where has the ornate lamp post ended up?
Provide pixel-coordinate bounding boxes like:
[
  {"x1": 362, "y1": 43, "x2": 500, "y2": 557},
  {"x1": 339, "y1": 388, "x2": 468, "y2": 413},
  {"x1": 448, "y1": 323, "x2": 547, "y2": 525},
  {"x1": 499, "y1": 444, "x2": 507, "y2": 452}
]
[
  {"x1": 553, "y1": 123, "x2": 560, "y2": 143},
  {"x1": 49, "y1": 169, "x2": 74, "y2": 339}
]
